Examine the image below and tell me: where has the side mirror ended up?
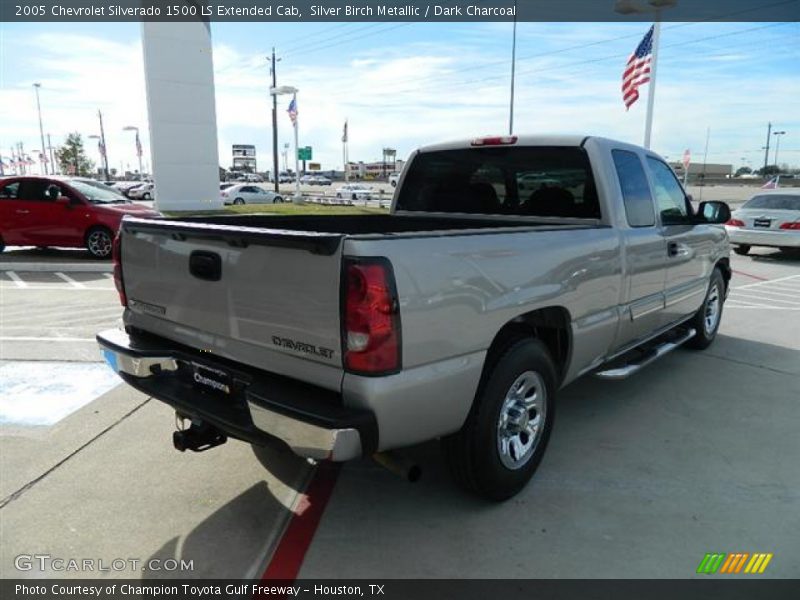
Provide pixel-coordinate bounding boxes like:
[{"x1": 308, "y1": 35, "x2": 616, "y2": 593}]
[{"x1": 697, "y1": 201, "x2": 731, "y2": 224}]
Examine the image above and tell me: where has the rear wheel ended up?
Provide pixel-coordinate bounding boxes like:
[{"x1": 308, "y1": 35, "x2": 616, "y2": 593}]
[
  {"x1": 233, "y1": 197, "x2": 245, "y2": 205},
  {"x1": 686, "y1": 269, "x2": 725, "y2": 350},
  {"x1": 733, "y1": 244, "x2": 750, "y2": 255},
  {"x1": 273, "y1": 196, "x2": 283, "y2": 203},
  {"x1": 85, "y1": 227, "x2": 114, "y2": 259},
  {"x1": 443, "y1": 338, "x2": 557, "y2": 501},
  {"x1": 142, "y1": 192, "x2": 151, "y2": 200}
]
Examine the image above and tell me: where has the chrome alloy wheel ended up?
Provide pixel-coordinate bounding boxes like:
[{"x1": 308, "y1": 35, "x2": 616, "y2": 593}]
[
  {"x1": 87, "y1": 230, "x2": 112, "y2": 258},
  {"x1": 704, "y1": 284, "x2": 721, "y2": 335},
  {"x1": 496, "y1": 370, "x2": 547, "y2": 470}
]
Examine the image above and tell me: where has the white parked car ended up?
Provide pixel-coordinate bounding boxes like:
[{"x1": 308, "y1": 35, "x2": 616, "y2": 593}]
[
  {"x1": 336, "y1": 183, "x2": 373, "y2": 201},
  {"x1": 222, "y1": 184, "x2": 284, "y2": 205},
  {"x1": 725, "y1": 190, "x2": 800, "y2": 255},
  {"x1": 128, "y1": 182, "x2": 155, "y2": 200}
]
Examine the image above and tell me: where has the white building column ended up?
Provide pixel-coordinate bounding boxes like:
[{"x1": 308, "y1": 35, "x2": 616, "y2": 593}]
[{"x1": 141, "y1": 21, "x2": 222, "y2": 211}]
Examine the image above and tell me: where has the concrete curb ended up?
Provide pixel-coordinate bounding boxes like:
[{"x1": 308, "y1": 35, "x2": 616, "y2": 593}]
[{"x1": 0, "y1": 262, "x2": 112, "y2": 273}]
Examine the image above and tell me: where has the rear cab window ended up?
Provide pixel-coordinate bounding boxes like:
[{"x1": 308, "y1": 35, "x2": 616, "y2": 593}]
[
  {"x1": 396, "y1": 146, "x2": 601, "y2": 219},
  {"x1": 612, "y1": 150, "x2": 655, "y2": 227},
  {"x1": 0, "y1": 181, "x2": 20, "y2": 199}
]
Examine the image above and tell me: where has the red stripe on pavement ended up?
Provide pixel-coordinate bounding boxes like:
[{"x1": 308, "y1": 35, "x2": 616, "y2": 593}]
[
  {"x1": 261, "y1": 463, "x2": 341, "y2": 581},
  {"x1": 732, "y1": 270, "x2": 769, "y2": 281}
]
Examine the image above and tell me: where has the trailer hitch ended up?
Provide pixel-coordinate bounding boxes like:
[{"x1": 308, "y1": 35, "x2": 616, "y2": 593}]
[{"x1": 173, "y1": 414, "x2": 227, "y2": 452}]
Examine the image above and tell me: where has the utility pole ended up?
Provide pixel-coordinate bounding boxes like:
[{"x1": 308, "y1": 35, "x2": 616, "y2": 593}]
[
  {"x1": 33, "y1": 83, "x2": 48, "y2": 174},
  {"x1": 270, "y1": 48, "x2": 280, "y2": 192},
  {"x1": 508, "y1": 1, "x2": 517, "y2": 135},
  {"x1": 98, "y1": 110, "x2": 109, "y2": 179},
  {"x1": 47, "y1": 134, "x2": 56, "y2": 174},
  {"x1": 763, "y1": 122, "x2": 772, "y2": 174}
]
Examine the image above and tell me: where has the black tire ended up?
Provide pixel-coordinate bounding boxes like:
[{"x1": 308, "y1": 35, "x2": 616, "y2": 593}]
[
  {"x1": 352, "y1": 194, "x2": 358, "y2": 201},
  {"x1": 85, "y1": 226, "x2": 114, "y2": 259},
  {"x1": 390, "y1": 181, "x2": 397, "y2": 187},
  {"x1": 0, "y1": 235, "x2": 5, "y2": 253},
  {"x1": 273, "y1": 196, "x2": 283, "y2": 204},
  {"x1": 443, "y1": 338, "x2": 557, "y2": 501},
  {"x1": 142, "y1": 192, "x2": 151, "y2": 200},
  {"x1": 686, "y1": 268, "x2": 725, "y2": 350},
  {"x1": 336, "y1": 193, "x2": 342, "y2": 199},
  {"x1": 733, "y1": 244, "x2": 750, "y2": 256},
  {"x1": 233, "y1": 197, "x2": 245, "y2": 205}
]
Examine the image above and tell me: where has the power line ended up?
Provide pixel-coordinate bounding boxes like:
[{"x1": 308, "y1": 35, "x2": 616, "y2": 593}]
[{"x1": 283, "y1": 23, "x2": 415, "y2": 60}]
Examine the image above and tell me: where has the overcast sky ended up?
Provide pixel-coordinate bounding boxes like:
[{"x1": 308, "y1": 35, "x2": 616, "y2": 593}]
[{"x1": 1, "y1": 21, "x2": 798, "y2": 174}]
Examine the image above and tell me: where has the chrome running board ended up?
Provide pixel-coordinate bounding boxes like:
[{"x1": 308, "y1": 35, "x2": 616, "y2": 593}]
[{"x1": 595, "y1": 328, "x2": 696, "y2": 380}]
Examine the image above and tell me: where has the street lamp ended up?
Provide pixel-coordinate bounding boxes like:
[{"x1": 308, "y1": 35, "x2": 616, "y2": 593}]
[
  {"x1": 33, "y1": 83, "x2": 48, "y2": 175},
  {"x1": 123, "y1": 126, "x2": 144, "y2": 177},
  {"x1": 773, "y1": 131, "x2": 786, "y2": 169},
  {"x1": 270, "y1": 85, "x2": 300, "y2": 201}
]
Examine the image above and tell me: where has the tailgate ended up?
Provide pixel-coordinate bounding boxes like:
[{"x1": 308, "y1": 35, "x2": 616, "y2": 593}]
[{"x1": 119, "y1": 217, "x2": 345, "y2": 382}]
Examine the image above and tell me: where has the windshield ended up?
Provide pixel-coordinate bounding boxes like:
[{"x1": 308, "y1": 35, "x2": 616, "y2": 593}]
[
  {"x1": 69, "y1": 179, "x2": 128, "y2": 203},
  {"x1": 742, "y1": 195, "x2": 800, "y2": 210}
]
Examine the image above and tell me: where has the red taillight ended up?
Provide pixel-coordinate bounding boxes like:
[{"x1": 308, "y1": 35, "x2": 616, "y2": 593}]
[
  {"x1": 471, "y1": 136, "x2": 518, "y2": 146},
  {"x1": 343, "y1": 260, "x2": 400, "y2": 374},
  {"x1": 221, "y1": 191, "x2": 228, "y2": 197},
  {"x1": 725, "y1": 219, "x2": 745, "y2": 227},
  {"x1": 779, "y1": 222, "x2": 800, "y2": 230},
  {"x1": 112, "y1": 232, "x2": 127, "y2": 307}
]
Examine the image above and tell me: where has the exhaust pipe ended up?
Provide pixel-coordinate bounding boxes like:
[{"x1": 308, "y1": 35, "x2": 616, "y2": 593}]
[
  {"x1": 173, "y1": 418, "x2": 227, "y2": 452},
  {"x1": 373, "y1": 451, "x2": 421, "y2": 483}
]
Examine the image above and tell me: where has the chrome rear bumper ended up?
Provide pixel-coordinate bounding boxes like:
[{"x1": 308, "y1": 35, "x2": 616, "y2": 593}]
[{"x1": 97, "y1": 328, "x2": 375, "y2": 461}]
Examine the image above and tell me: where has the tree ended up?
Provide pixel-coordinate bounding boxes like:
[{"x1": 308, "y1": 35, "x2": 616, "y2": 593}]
[
  {"x1": 56, "y1": 132, "x2": 95, "y2": 176},
  {"x1": 734, "y1": 166, "x2": 752, "y2": 177},
  {"x1": 756, "y1": 165, "x2": 780, "y2": 177}
]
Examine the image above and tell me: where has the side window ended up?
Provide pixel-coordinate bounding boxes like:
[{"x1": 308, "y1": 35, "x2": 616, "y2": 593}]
[
  {"x1": 612, "y1": 150, "x2": 655, "y2": 227},
  {"x1": 16, "y1": 180, "x2": 52, "y2": 202},
  {"x1": 0, "y1": 182, "x2": 20, "y2": 199},
  {"x1": 646, "y1": 157, "x2": 689, "y2": 222}
]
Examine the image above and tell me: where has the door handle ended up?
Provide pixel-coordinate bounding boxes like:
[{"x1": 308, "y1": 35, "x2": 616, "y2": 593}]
[
  {"x1": 668, "y1": 242, "x2": 690, "y2": 258},
  {"x1": 15, "y1": 209, "x2": 30, "y2": 214}
]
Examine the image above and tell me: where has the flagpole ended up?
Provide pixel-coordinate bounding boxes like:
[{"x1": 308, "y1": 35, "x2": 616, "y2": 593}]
[
  {"x1": 643, "y1": 19, "x2": 661, "y2": 149},
  {"x1": 293, "y1": 92, "x2": 300, "y2": 202}
]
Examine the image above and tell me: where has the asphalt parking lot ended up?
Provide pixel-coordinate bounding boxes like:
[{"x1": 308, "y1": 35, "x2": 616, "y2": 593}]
[{"x1": 0, "y1": 245, "x2": 798, "y2": 580}]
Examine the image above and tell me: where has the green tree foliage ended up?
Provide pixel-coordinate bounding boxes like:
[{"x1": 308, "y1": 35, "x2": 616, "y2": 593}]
[{"x1": 56, "y1": 132, "x2": 95, "y2": 176}]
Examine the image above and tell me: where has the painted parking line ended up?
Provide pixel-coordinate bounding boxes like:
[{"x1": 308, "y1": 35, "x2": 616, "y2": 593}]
[
  {"x1": 261, "y1": 464, "x2": 341, "y2": 580},
  {"x1": 54, "y1": 272, "x2": 87, "y2": 289},
  {"x1": 5, "y1": 271, "x2": 28, "y2": 288}
]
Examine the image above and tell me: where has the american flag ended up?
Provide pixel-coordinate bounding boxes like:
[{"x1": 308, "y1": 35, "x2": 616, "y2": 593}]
[
  {"x1": 287, "y1": 98, "x2": 298, "y2": 126},
  {"x1": 135, "y1": 131, "x2": 143, "y2": 157},
  {"x1": 622, "y1": 25, "x2": 654, "y2": 110}
]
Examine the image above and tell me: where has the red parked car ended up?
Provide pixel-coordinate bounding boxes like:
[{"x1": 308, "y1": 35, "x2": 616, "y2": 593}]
[{"x1": 0, "y1": 176, "x2": 160, "y2": 258}]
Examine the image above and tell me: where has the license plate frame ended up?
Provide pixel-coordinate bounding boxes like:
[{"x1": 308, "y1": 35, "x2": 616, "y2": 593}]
[
  {"x1": 753, "y1": 218, "x2": 771, "y2": 229},
  {"x1": 190, "y1": 362, "x2": 233, "y2": 395}
]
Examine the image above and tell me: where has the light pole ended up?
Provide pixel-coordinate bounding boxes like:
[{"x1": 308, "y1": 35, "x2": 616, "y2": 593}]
[
  {"x1": 773, "y1": 131, "x2": 786, "y2": 169},
  {"x1": 123, "y1": 126, "x2": 144, "y2": 177},
  {"x1": 33, "y1": 83, "x2": 48, "y2": 175},
  {"x1": 270, "y1": 85, "x2": 300, "y2": 201},
  {"x1": 614, "y1": 0, "x2": 678, "y2": 149}
]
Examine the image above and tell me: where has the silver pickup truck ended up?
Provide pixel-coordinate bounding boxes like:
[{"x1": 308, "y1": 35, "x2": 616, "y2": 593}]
[{"x1": 98, "y1": 135, "x2": 731, "y2": 500}]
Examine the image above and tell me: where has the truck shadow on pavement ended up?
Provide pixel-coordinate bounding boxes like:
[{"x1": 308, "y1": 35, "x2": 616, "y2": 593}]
[{"x1": 294, "y1": 334, "x2": 799, "y2": 578}]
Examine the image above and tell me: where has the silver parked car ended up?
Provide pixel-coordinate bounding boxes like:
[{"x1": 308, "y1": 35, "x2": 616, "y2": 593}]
[
  {"x1": 221, "y1": 184, "x2": 284, "y2": 205},
  {"x1": 725, "y1": 190, "x2": 800, "y2": 255}
]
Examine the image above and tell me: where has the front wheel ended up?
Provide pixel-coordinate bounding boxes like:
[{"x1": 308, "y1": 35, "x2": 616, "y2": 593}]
[
  {"x1": 733, "y1": 244, "x2": 750, "y2": 255},
  {"x1": 443, "y1": 338, "x2": 557, "y2": 501},
  {"x1": 85, "y1": 227, "x2": 114, "y2": 259},
  {"x1": 142, "y1": 192, "x2": 151, "y2": 200},
  {"x1": 686, "y1": 268, "x2": 725, "y2": 350}
]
